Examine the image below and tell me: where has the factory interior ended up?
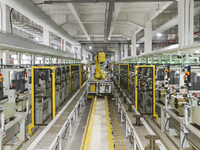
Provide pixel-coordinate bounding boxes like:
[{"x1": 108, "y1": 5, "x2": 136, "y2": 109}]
[{"x1": 1, "y1": 0, "x2": 200, "y2": 150}]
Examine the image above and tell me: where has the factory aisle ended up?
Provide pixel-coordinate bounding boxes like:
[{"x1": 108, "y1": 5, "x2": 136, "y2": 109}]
[
  {"x1": 80, "y1": 96, "x2": 114, "y2": 150},
  {"x1": 63, "y1": 100, "x2": 92, "y2": 150},
  {"x1": 109, "y1": 101, "x2": 126, "y2": 150}
]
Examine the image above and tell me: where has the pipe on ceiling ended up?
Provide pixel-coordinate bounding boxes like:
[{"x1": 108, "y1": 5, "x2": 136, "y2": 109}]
[
  {"x1": 43, "y1": 0, "x2": 176, "y2": 4},
  {"x1": 0, "y1": 0, "x2": 80, "y2": 46}
]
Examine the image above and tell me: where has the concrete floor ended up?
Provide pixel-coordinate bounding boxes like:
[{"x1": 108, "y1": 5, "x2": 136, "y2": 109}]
[
  {"x1": 89, "y1": 97, "x2": 109, "y2": 150},
  {"x1": 62, "y1": 100, "x2": 92, "y2": 150},
  {"x1": 63, "y1": 99, "x2": 133, "y2": 150}
]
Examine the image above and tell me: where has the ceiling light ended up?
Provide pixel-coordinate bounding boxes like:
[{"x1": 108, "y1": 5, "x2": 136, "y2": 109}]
[
  {"x1": 157, "y1": 33, "x2": 162, "y2": 37},
  {"x1": 136, "y1": 44, "x2": 139, "y2": 47},
  {"x1": 54, "y1": 46, "x2": 57, "y2": 49},
  {"x1": 89, "y1": 46, "x2": 92, "y2": 50}
]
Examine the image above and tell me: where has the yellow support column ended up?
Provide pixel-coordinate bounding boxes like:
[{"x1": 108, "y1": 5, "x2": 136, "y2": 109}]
[
  {"x1": 135, "y1": 66, "x2": 138, "y2": 110},
  {"x1": 127, "y1": 64, "x2": 130, "y2": 91},
  {"x1": 51, "y1": 68, "x2": 56, "y2": 118},
  {"x1": 27, "y1": 67, "x2": 35, "y2": 136},
  {"x1": 152, "y1": 66, "x2": 158, "y2": 122}
]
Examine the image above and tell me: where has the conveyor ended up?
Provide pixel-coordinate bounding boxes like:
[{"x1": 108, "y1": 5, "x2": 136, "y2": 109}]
[{"x1": 27, "y1": 83, "x2": 87, "y2": 150}]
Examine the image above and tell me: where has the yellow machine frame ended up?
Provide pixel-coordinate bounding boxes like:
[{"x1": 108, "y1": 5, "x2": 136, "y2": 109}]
[
  {"x1": 118, "y1": 64, "x2": 130, "y2": 91},
  {"x1": 28, "y1": 66, "x2": 56, "y2": 136},
  {"x1": 69, "y1": 64, "x2": 82, "y2": 93},
  {"x1": 135, "y1": 65, "x2": 158, "y2": 121}
]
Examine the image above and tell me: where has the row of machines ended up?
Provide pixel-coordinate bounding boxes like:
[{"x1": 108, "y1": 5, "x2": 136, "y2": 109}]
[
  {"x1": 110, "y1": 63, "x2": 200, "y2": 149},
  {"x1": 0, "y1": 64, "x2": 88, "y2": 150},
  {"x1": 155, "y1": 64, "x2": 200, "y2": 149},
  {"x1": 111, "y1": 63, "x2": 134, "y2": 103}
]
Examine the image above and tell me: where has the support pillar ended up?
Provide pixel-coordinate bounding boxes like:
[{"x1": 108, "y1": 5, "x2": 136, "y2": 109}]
[
  {"x1": 50, "y1": 57, "x2": 52, "y2": 65},
  {"x1": 43, "y1": 55, "x2": 45, "y2": 65},
  {"x1": 61, "y1": 39, "x2": 66, "y2": 51},
  {"x1": 81, "y1": 45, "x2": 87, "y2": 63},
  {"x1": 31, "y1": 54, "x2": 35, "y2": 65},
  {"x1": 131, "y1": 34, "x2": 137, "y2": 57},
  {"x1": 1, "y1": 3, "x2": 10, "y2": 32},
  {"x1": 178, "y1": 0, "x2": 194, "y2": 47},
  {"x1": 124, "y1": 44, "x2": 128, "y2": 59},
  {"x1": 77, "y1": 46, "x2": 81, "y2": 59},
  {"x1": 144, "y1": 21, "x2": 152, "y2": 54},
  {"x1": 118, "y1": 43, "x2": 121, "y2": 62},
  {"x1": 43, "y1": 28, "x2": 51, "y2": 46},
  {"x1": 71, "y1": 46, "x2": 76, "y2": 58},
  {"x1": 18, "y1": 53, "x2": 21, "y2": 66}
]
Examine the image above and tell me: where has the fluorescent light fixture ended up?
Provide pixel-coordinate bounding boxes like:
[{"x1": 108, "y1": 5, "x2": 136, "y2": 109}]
[
  {"x1": 195, "y1": 50, "x2": 200, "y2": 53},
  {"x1": 157, "y1": 33, "x2": 162, "y2": 37},
  {"x1": 136, "y1": 44, "x2": 139, "y2": 47},
  {"x1": 89, "y1": 46, "x2": 92, "y2": 50}
]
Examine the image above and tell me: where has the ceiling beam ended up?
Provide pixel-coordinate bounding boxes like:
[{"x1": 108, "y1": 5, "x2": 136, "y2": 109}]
[
  {"x1": 44, "y1": 0, "x2": 177, "y2": 4},
  {"x1": 108, "y1": 3, "x2": 122, "y2": 41},
  {"x1": 61, "y1": 21, "x2": 145, "y2": 27},
  {"x1": 1, "y1": 0, "x2": 80, "y2": 46},
  {"x1": 134, "y1": 27, "x2": 144, "y2": 35},
  {"x1": 148, "y1": 2, "x2": 173, "y2": 21},
  {"x1": 67, "y1": 3, "x2": 91, "y2": 41},
  {"x1": 117, "y1": 21, "x2": 145, "y2": 28},
  {"x1": 104, "y1": 0, "x2": 115, "y2": 42},
  {"x1": 79, "y1": 40, "x2": 132, "y2": 44}
]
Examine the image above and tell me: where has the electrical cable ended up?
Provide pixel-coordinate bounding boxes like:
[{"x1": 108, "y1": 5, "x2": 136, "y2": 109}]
[
  {"x1": 164, "y1": 118, "x2": 169, "y2": 131},
  {"x1": 181, "y1": 135, "x2": 186, "y2": 149}
]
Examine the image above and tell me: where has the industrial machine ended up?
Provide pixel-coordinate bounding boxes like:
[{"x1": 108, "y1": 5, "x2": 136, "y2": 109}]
[
  {"x1": 0, "y1": 68, "x2": 27, "y2": 150},
  {"x1": 34, "y1": 68, "x2": 52, "y2": 125},
  {"x1": 87, "y1": 52, "x2": 113, "y2": 96},
  {"x1": 94, "y1": 52, "x2": 107, "y2": 81},
  {"x1": 118, "y1": 64, "x2": 129, "y2": 91},
  {"x1": 61, "y1": 66, "x2": 70, "y2": 100},
  {"x1": 70, "y1": 64, "x2": 80, "y2": 93}
]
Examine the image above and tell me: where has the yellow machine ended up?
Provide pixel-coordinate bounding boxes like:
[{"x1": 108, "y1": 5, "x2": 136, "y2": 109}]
[
  {"x1": 87, "y1": 52, "x2": 113, "y2": 98},
  {"x1": 94, "y1": 52, "x2": 107, "y2": 81}
]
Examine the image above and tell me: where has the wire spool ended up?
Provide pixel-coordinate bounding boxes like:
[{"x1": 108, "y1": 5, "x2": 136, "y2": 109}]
[{"x1": 174, "y1": 98, "x2": 187, "y2": 109}]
